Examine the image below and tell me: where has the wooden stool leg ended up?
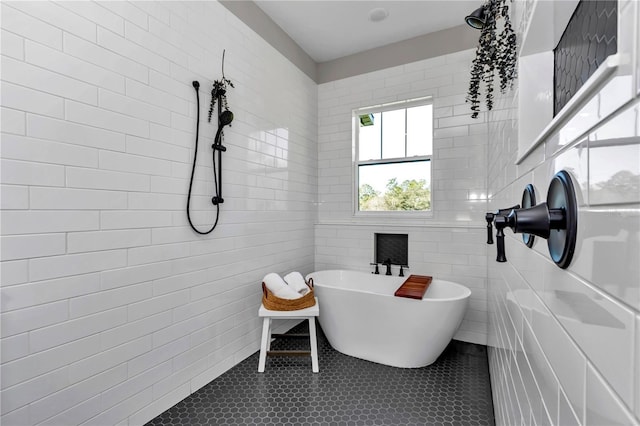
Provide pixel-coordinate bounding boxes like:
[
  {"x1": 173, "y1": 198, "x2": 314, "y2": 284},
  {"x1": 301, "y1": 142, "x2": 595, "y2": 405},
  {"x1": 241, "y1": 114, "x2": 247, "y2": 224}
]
[
  {"x1": 308, "y1": 317, "x2": 319, "y2": 373},
  {"x1": 258, "y1": 317, "x2": 271, "y2": 372}
]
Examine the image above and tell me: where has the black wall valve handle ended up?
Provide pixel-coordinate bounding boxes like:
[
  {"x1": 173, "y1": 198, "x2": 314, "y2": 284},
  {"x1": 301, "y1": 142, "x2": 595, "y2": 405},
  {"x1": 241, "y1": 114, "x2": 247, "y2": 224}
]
[
  {"x1": 486, "y1": 204, "x2": 520, "y2": 244},
  {"x1": 504, "y1": 203, "x2": 565, "y2": 239},
  {"x1": 492, "y1": 171, "x2": 578, "y2": 269},
  {"x1": 485, "y1": 213, "x2": 495, "y2": 244},
  {"x1": 494, "y1": 216, "x2": 508, "y2": 262}
]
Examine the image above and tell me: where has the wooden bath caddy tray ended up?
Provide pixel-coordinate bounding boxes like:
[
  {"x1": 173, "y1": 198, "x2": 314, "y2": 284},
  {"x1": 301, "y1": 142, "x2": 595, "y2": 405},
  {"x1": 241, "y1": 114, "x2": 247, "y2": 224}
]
[{"x1": 394, "y1": 274, "x2": 433, "y2": 300}]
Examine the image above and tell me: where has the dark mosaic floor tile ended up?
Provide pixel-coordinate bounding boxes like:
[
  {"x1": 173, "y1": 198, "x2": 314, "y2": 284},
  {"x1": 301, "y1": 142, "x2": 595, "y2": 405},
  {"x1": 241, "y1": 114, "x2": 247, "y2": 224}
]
[{"x1": 146, "y1": 322, "x2": 494, "y2": 426}]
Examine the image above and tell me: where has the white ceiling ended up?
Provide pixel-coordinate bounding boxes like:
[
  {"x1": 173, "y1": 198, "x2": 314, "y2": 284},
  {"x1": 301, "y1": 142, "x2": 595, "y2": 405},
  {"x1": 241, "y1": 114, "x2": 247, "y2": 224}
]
[{"x1": 254, "y1": 0, "x2": 480, "y2": 63}]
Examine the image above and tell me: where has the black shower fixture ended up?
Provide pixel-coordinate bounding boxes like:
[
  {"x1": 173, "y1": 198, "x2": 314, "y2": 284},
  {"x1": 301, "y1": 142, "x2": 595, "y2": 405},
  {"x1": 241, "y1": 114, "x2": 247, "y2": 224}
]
[
  {"x1": 219, "y1": 110, "x2": 234, "y2": 127},
  {"x1": 485, "y1": 204, "x2": 520, "y2": 244},
  {"x1": 210, "y1": 92, "x2": 233, "y2": 206},
  {"x1": 186, "y1": 50, "x2": 234, "y2": 235},
  {"x1": 521, "y1": 184, "x2": 536, "y2": 248},
  {"x1": 214, "y1": 110, "x2": 234, "y2": 148},
  {"x1": 465, "y1": 5, "x2": 486, "y2": 30},
  {"x1": 492, "y1": 171, "x2": 578, "y2": 269}
]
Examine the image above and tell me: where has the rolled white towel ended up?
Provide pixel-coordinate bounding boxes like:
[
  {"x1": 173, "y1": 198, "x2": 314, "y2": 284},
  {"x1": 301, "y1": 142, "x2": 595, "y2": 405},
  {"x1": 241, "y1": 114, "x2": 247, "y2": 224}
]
[
  {"x1": 263, "y1": 273, "x2": 301, "y2": 300},
  {"x1": 283, "y1": 271, "x2": 310, "y2": 295}
]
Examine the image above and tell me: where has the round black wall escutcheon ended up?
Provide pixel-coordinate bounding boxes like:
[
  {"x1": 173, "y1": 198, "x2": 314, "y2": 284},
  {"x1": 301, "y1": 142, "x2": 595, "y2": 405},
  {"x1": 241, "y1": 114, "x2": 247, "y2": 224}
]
[
  {"x1": 547, "y1": 171, "x2": 578, "y2": 269},
  {"x1": 521, "y1": 184, "x2": 536, "y2": 248}
]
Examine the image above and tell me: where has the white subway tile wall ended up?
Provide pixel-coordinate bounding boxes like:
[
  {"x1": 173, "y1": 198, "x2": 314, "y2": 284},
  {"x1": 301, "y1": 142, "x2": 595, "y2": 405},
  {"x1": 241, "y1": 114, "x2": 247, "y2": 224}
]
[
  {"x1": 3, "y1": 0, "x2": 638, "y2": 425},
  {"x1": 316, "y1": 49, "x2": 489, "y2": 345},
  {"x1": 0, "y1": 2, "x2": 317, "y2": 425},
  {"x1": 488, "y1": 1, "x2": 640, "y2": 425}
]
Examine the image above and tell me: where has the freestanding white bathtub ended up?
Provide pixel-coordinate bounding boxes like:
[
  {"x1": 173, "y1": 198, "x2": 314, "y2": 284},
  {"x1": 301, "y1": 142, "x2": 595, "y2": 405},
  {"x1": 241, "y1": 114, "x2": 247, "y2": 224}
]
[{"x1": 306, "y1": 270, "x2": 471, "y2": 368}]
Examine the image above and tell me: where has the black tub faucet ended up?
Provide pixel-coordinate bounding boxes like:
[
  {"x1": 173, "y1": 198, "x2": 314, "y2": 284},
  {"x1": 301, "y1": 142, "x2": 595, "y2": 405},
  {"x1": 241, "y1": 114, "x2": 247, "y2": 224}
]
[
  {"x1": 370, "y1": 262, "x2": 380, "y2": 274},
  {"x1": 383, "y1": 259, "x2": 392, "y2": 276},
  {"x1": 399, "y1": 265, "x2": 408, "y2": 277}
]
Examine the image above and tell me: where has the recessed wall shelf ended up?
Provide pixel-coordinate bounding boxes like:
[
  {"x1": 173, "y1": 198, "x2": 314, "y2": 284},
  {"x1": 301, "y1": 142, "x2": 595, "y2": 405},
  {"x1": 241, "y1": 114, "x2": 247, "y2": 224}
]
[
  {"x1": 516, "y1": 53, "x2": 621, "y2": 165},
  {"x1": 375, "y1": 233, "x2": 408, "y2": 267},
  {"x1": 553, "y1": 0, "x2": 618, "y2": 115},
  {"x1": 514, "y1": 0, "x2": 633, "y2": 167}
]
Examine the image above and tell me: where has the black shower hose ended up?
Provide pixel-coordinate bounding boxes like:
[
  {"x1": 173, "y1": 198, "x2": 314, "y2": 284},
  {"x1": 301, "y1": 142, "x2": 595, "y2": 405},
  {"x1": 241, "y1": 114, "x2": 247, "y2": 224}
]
[{"x1": 186, "y1": 80, "x2": 220, "y2": 235}]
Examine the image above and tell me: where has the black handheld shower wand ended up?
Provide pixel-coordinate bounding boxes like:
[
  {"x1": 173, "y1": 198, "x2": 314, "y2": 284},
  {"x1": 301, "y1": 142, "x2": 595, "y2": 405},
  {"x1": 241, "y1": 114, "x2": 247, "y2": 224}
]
[
  {"x1": 186, "y1": 80, "x2": 221, "y2": 235},
  {"x1": 215, "y1": 110, "x2": 234, "y2": 145},
  {"x1": 186, "y1": 51, "x2": 234, "y2": 235},
  {"x1": 211, "y1": 92, "x2": 233, "y2": 206}
]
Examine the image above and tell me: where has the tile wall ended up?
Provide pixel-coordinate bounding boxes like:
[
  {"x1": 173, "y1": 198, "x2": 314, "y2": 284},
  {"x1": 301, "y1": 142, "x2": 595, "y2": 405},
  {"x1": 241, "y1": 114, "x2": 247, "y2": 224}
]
[
  {"x1": 4, "y1": 1, "x2": 636, "y2": 425},
  {"x1": 0, "y1": 2, "x2": 317, "y2": 425},
  {"x1": 316, "y1": 50, "x2": 490, "y2": 345},
  {"x1": 488, "y1": 0, "x2": 640, "y2": 425}
]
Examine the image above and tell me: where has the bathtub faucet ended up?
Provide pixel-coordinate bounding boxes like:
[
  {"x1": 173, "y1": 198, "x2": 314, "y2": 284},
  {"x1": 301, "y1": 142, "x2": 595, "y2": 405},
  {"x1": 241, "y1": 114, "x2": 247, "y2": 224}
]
[
  {"x1": 383, "y1": 259, "x2": 392, "y2": 276},
  {"x1": 369, "y1": 262, "x2": 380, "y2": 274},
  {"x1": 399, "y1": 265, "x2": 410, "y2": 277}
]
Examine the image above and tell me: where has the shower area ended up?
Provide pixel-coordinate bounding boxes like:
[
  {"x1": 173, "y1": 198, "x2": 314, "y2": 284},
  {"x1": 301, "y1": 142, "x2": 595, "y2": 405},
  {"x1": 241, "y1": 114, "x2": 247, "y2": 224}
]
[{"x1": 1, "y1": 0, "x2": 639, "y2": 425}]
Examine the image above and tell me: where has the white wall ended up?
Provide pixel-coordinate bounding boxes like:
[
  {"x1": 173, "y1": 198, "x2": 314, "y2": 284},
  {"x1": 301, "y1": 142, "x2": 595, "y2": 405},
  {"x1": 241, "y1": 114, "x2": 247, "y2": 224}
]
[
  {"x1": 488, "y1": 0, "x2": 640, "y2": 425},
  {"x1": 7, "y1": 1, "x2": 638, "y2": 425},
  {"x1": 0, "y1": 1, "x2": 317, "y2": 425},
  {"x1": 316, "y1": 49, "x2": 489, "y2": 345}
]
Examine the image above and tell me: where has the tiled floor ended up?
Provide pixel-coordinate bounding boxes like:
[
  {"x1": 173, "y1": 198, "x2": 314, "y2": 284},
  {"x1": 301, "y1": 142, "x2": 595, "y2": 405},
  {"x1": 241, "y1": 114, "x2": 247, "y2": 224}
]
[{"x1": 146, "y1": 322, "x2": 494, "y2": 425}]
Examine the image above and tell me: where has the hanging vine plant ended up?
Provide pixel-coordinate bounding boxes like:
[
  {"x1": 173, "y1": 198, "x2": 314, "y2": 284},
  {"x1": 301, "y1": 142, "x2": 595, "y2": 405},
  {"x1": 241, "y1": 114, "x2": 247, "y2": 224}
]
[
  {"x1": 208, "y1": 50, "x2": 235, "y2": 123},
  {"x1": 207, "y1": 78, "x2": 234, "y2": 122},
  {"x1": 466, "y1": 0, "x2": 517, "y2": 118}
]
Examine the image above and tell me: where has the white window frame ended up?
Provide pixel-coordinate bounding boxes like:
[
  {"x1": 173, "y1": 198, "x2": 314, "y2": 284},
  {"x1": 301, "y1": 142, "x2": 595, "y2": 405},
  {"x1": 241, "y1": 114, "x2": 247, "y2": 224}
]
[{"x1": 352, "y1": 96, "x2": 434, "y2": 217}]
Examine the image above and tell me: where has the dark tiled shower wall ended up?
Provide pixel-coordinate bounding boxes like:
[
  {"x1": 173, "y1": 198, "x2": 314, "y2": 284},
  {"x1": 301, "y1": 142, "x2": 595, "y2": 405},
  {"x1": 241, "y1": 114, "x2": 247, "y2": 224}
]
[{"x1": 554, "y1": 0, "x2": 618, "y2": 115}]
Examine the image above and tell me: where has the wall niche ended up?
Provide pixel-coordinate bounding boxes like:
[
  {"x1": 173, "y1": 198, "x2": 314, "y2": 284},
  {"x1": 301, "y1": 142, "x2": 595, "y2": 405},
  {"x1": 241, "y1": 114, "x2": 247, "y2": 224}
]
[
  {"x1": 554, "y1": 0, "x2": 618, "y2": 115},
  {"x1": 375, "y1": 233, "x2": 408, "y2": 266}
]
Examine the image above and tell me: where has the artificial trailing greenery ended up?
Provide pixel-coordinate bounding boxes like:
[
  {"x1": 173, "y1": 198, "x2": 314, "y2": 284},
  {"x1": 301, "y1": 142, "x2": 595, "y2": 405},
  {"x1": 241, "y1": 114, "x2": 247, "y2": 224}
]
[
  {"x1": 467, "y1": 0, "x2": 517, "y2": 118},
  {"x1": 496, "y1": 0, "x2": 517, "y2": 93},
  {"x1": 207, "y1": 77, "x2": 234, "y2": 123},
  {"x1": 208, "y1": 50, "x2": 234, "y2": 123}
]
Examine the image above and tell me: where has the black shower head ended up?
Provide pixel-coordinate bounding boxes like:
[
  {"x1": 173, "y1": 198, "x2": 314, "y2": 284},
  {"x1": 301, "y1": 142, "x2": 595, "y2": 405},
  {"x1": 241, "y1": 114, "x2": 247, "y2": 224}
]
[
  {"x1": 214, "y1": 110, "x2": 234, "y2": 145},
  {"x1": 219, "y1": 110, "x2": 234, "y2": 127},
  {"x1": 465, "y1": 6, "x2": 486, "y2": 30}
]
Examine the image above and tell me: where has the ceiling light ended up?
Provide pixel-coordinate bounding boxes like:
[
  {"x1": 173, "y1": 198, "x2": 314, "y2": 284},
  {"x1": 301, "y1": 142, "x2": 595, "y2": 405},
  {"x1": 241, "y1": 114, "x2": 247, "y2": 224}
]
[
  {"x1": 465, "y1": 6, "x2": 486, "y2": 30},
  {"x1": 369, "y1": 7, "x2": 388, "y2": 23}
]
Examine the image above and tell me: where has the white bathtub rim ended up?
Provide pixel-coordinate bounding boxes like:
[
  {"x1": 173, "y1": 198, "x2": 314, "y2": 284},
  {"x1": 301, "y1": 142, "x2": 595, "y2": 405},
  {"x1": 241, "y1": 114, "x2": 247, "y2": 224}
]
[{"x1": 307, "y1": 269, "x2": 471, "y2": 302}]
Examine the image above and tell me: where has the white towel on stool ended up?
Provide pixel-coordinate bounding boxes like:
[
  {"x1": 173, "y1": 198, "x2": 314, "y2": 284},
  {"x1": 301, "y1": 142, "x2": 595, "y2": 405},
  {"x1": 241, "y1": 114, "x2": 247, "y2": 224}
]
[
  {"x1": 263, "y1": 273, "x2": 301, "y2": 300},
  {"x1": 283, "y1": 271, "x2": 310, "y2": 295}
]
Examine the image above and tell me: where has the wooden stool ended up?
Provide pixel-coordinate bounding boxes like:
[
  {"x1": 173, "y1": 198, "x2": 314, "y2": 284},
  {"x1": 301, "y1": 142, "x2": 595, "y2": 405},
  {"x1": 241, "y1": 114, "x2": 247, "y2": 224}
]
[{"x1": 258, "y1": 298, "x2": 319, "y2": 373}]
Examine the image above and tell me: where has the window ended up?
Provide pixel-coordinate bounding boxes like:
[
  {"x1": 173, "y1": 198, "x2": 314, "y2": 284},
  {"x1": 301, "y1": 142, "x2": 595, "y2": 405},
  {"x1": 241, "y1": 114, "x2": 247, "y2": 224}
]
[{"x1": 353, "y1": 97, "x2": 433, "y2": 214}]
